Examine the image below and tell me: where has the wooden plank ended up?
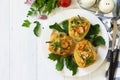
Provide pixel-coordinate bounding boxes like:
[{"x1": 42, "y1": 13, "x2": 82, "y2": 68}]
[
  {"x1": 10, "y1": 0, "x2": 37, "y2": 80},
  {"x1": 0, "y1": 0, "x2": 10, "y2": 80}
]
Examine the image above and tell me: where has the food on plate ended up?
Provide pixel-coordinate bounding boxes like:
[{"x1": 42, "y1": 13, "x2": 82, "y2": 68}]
[
  {"x1": 47, "y1": 14, "x2": 106, "y2": 75},
  {"x1": 48, "y1": 32, "x2": 75, "y2": 56},
  {"x1": 69, "y1": 16, "x2": 91, "y2": 41},
  {"x1": 74, "y1": 39, "x2": 97, "y2": 67}
]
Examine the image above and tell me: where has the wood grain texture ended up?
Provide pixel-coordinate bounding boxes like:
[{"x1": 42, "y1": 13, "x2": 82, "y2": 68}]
[
  {"x1": 0, "y1": 0, "x2": 118, "y2": 80},
  {"x1": 10, "y1": 0, "x2": 37, "y2": 80},
  {"x1": 0, "y1": 0, "x2": 10, "y2": 80}
]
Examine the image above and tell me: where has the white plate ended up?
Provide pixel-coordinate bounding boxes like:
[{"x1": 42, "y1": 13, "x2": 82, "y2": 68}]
[{"x1": 40, "y1": 9, "x2": 109, "y2": 77}]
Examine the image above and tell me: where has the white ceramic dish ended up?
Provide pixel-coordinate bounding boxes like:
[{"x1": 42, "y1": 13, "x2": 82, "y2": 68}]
[{"x1": 40, "y1": 9, "x2": 109, "y2": 77}]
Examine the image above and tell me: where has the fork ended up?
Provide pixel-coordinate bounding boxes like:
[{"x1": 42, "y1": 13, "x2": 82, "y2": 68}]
[
  {"x1": 107, "y1": 0, "x2": 120, "y2": 80},
  {"x1": 110, "y1": 24, "x2": 120, "y2": 79}
]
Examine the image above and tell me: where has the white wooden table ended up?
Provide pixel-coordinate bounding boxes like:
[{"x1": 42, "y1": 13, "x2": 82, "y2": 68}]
[{"x1": 0, "y1": 0, "x2": 119, "y2": 80}]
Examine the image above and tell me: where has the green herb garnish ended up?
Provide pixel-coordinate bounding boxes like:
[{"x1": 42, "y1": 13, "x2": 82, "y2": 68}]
[
  {"x1": 48, "y1": 53, "x2": 78, "y2": 75},
  {"x1": 51, "y1": 41, "x2": 61, "y2": 51},
  {"x1": 22, "y1": 0, "x2": 60, "y2": 37},
  {"x1": 48, "y1": 53, "x2": 61, "y2": 61},
  {"x1": 62, "y1": 20, "x2": 69, "y2": 35},
  {"x1": 86, "y1": 57, "x2": 93, "y2": 64},
  {"x1": 22, "y1": 20, "x2": 31, "y2": 28},
  {"x1": 29, "y1": 0, "x2": 59, "y2": 15},
  {"x1": 43, "y1": 0, "x2": 58, "y2": 14},
  {"x1": 85, "y1": 24, "x2": 105, "y2": 46},
  {"x1": 49, "y1": 23, "x2": 65, "y2": 32},
  {"x1": 48, "y1": 53, "x2": 64, "y2": 71},
  {"x1": 73, "y1": 18, "x2": 79, "y2": 24},
  {"x1": 65, "y1": 55, "x2": 78, "y2": 75},
  {"x1": 56, "y1": 57, "x2": 64, "y2": 71},
  {"x1": 88, "y1": 24, "x2": 100, "y2": 35},
  {"x1": 33, "y1": 21, "x2": 41, "y2": 37},
  {"x1": 27, "y1": 8, "x2": 38, "y2": 17},
  {"x1": 93, "y1": 36, "x2": 105, "y2": 46},
  {"x1": 49, "y1": 21, "x2": 69, "y2": 35}
]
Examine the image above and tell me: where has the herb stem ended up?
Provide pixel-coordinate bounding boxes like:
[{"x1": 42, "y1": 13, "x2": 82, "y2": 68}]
[{"x1": 46, "y1": 41, "x2": 52, "y2": 43}]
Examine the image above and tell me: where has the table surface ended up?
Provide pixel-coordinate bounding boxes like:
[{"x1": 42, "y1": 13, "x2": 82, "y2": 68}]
[{"x1": 0, "y1": 0, "x2": 120, "y2": 80}]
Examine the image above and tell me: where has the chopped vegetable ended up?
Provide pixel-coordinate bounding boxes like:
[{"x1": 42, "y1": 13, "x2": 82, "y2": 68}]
[
  {"x1": 25, "y1": 0, "x2": 35, "y2": 4},
  {"x1": 86, "y1": 57, "x2": 93, "y2": 64},
  {"x1": 51, "y1": 41, "x2": 61, "y2": 51},
  {"x1": 38, "y1": 15, "x2": 47, "y2": 20}
]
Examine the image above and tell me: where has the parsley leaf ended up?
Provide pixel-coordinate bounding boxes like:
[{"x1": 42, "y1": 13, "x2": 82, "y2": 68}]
[
  {"x1": 56, "y1": 57, "x2": 64, "y2": 71},
  {"x1": 51, "y1": 41, "x2": 61, "y2": 51},
  {"x1": 43, "y1": 0, "x2": 58, "y2": 14},
  {"x1": 86, "y1": 57, "x2": 93, "y2": 64},
  {"x1": 65, "y1": 55, "x2": 78, "y2": 75},
  {"x1": 49, "y1": 21, "x2": 69, "y2": 35},
  {"x1": 36, "y1": 0, "x2": 46, "y2": 7},
  {"x1": 85, "y1": 34, "x2": 97, "y2": 43},
  {"x1": 48, "y1": 53, "x2": 64, "y2": 71},
  {"x1": 31, "y1": 0, "x2": 59, "y2": 14},
  {"x1": 27, "y1": 8, "x2": 38, "y2": 17},
  {"x1": 48, "y1": 53, "x2": 61, "y2": 61},
  {"x1": 93, "y1": 36, "x2": 105, "y2": 46},
  {"x1": 48, "y1": 53, "x2": 78, "y2": 75},
  {"x1": 22, "y1": 20, "x2": 31, "y2": 28},
  {"x1": 85, "y1": 24, "x2": 105, "y2": 46},
  {"x1": 33, "y1": 21, "x2": 41, "y2": 37},
  {"x1": 88, "y1": 24, "x2": 100, "y2": 35},
  {"x1": 49, "y1": 23, "x2": 65, "y2": 32},
  {"x1": 62, "y1": 20, "x2": 69, "y2": 35}
]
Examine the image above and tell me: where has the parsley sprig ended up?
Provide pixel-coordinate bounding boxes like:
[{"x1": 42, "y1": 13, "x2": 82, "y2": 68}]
[
  {"x1": 22, "y1": 20, "x2": 31, "y2": 28},
  {"x1": 22, "y1": 0, "x2": 59, "y2": 37},
  {"x1": 49, "y1": 20, "x2": 69, "y2": 35},
  {"x1": 33, "y1": 21, "x2": 41, "y2": 37},
  {"x1": 48, "y1": 53, "x2": 78, "y2": 75},
  {"x1": 85, "y1": 24, "x2": 105, "y2": 46},
  {"x1": 27, "y1": 0, "x2": 59, "y2": 17},
  {"x1": 22, "y1": 20, "x2": 41, "y2": 37}
]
